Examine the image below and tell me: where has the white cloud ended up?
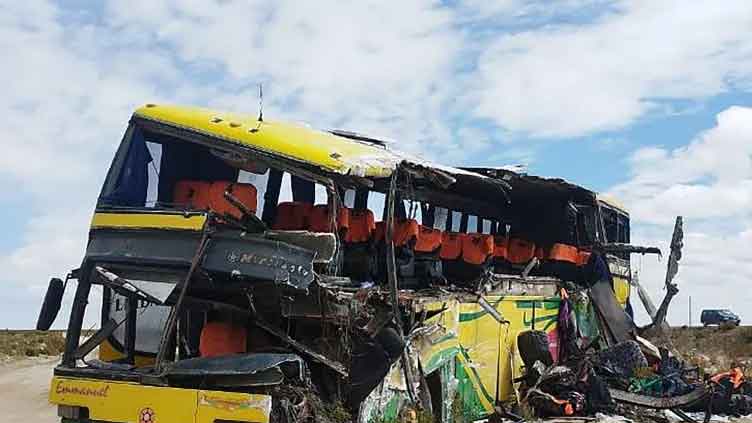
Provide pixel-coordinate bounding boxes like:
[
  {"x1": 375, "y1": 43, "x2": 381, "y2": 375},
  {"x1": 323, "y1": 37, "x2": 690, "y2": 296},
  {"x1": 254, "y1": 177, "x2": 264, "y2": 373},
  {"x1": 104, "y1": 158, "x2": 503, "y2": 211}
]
[
  {"x1": 609, "y1": 106, "x2": 752, "y2": 325},
  {"x1": 609, "y1": 106, "x2": 752, "y2": 225},
  {"x1": 105, "y1": 0, "x2": 466, "y2": 158},
  {"x1": 0, "y1": 2, "x2": 189, "y2": 327},
  {"x1": 472, "y1": 1, "x2": 752, "y2": 137},
  {"x1": 0, "y1": 208, "x2": 90, "y2": 297}
]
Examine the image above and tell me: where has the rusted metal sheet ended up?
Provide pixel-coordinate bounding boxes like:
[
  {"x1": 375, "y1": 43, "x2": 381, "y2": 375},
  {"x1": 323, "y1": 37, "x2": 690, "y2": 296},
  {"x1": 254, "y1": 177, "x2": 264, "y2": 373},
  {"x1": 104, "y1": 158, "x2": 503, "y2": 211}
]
[{"x1": 609, "y1": 385, "x2": 706, "y2": 409}]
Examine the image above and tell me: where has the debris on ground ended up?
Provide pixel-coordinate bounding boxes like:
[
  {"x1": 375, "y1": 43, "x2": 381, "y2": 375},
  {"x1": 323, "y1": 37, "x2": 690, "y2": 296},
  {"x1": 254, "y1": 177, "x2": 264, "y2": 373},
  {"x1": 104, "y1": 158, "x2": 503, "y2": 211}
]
[{"x1": 516, "y1": 325, "x2": 752, "y2": 422}]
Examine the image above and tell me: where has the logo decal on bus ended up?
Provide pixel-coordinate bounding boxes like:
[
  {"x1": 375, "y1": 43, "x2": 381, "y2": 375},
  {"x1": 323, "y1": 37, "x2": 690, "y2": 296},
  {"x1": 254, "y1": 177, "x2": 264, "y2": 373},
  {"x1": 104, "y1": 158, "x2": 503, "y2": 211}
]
[{"x1": 139, "y1": 407, "x2": 155, "y2": 423}]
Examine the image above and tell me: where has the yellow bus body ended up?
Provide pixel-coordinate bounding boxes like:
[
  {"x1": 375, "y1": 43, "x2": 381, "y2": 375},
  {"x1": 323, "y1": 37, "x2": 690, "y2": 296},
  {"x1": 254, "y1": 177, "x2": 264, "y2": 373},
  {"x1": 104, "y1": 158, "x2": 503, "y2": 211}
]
[{"x1": 50, "y1": 376, "x2": 272, "y2": 423}]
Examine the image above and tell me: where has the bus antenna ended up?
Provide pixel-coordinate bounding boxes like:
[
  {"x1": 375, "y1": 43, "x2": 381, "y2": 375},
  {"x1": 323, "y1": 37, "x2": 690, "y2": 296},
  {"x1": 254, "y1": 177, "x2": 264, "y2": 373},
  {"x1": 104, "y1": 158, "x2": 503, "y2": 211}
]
[{"x1": 257, "y1": 83, "x2": 264, "y2": 122}]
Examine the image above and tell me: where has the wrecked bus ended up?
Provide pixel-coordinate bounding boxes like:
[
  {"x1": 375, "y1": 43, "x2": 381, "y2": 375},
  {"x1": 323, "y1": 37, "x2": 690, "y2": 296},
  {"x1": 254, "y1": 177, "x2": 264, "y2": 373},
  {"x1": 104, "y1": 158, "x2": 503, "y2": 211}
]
[{"x1": 38, "y1": 104, "x2": 636, "y2": 423}]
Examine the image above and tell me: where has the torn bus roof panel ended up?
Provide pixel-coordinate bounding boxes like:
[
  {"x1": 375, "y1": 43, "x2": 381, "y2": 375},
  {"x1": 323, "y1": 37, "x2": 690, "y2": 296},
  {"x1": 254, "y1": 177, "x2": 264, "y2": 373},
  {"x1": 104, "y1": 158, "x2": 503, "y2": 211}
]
[{"x1": 460, "y1": 166, "x2": 596, "y2": 202}]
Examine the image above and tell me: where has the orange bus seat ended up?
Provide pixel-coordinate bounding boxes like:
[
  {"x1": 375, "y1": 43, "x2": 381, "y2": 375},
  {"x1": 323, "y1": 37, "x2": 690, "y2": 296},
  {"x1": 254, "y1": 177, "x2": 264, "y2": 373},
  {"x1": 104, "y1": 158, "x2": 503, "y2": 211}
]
[
  {"x1": 374, "y1": 220, "x2": 420, "y2": 246},
  {"x1": 374, "y1": 221, "x2": 386, "y2": 243},
  {"x1": 415, "y1": 226, "x2": 442, "y2": 253},
  {"x1": 338, "y1": 208, "x2": 351, "y2": 232},
  {"x1": 462, "y1": 234, "x2": 494, "y2": 265},
  {"x1": 342, "y1": 209, "x2": 377, "y2": 281},
  {"x1": 394, "y1": 219, "x2": 419, "y2": 247},
  {"x1": 577, "y1": 250, "x2": 592, "y2": 266},
  {"x1": 540, "y1": 243, "x2": 581, "y2": 281},
  {"x1": 548, "y1": 243, "x2": 579, "y2": 264},
  {"x1": 208, "y1": 181, "x2": 257, "y2": 219},
  {"x1": 411, "y1": 225, "x2": 444, "y2": 285},
  {"x1": 307, "y1": 205, "x2": 329, "y2": 232},
  {"x1": 440, "y1": 232, "x2": 464, "y2": 260},
  {"x1": 508, "y1": 238, "x2": 536, "y2": 264},
  {"x1": 272, "y1": 201, "x2": 313, "y2": 230},
  {"x1": 346, "y1": 209, "x2": 376, "y2": 243},
  {"x1": 308, "y1": 205, "x2": 350, "y2": 234},
  {"x1": 173, "y1": 180, "x2": 211, "y2": 209},
  {"x1": 492, "y1": 235, "x2": 513, "y2": 273},
  {"x1": 199, "y1": 322, "x2": 247, "y2": 357},
  {"x1": 493, "y1": 236, "x2": 509, "y2": 260}
]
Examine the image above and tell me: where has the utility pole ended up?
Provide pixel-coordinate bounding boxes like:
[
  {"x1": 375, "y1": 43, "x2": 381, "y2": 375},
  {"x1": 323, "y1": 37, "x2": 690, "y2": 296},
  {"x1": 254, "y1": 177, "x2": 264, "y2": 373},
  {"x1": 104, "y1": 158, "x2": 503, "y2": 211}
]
[{"x1": 689, "y1": 296, "x2": 692, "y2": 327}]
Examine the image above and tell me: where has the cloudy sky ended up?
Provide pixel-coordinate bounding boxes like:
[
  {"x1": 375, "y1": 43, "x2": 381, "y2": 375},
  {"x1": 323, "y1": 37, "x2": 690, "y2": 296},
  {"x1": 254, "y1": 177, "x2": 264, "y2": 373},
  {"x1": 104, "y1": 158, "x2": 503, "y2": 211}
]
[{"x1": 1, "y1": 0, "x2": 751, "y2": 328}]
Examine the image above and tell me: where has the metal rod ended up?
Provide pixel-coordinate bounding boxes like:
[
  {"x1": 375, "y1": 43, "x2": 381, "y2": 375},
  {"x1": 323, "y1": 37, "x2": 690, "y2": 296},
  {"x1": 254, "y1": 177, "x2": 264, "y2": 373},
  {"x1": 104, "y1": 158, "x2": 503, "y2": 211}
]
[
  {"x1": 671, "y1": 407, "x2": 698, "y2": 423},
  {"x1": 155, "y1": 220, "x2": 212, "y2": 373},
  {"x1": 62, "y1": 277, "x2": 91, "y2": 366},
  {"x1": 125, "y1": 295, "x2": 137, "y2": 364},
  {"x1": 385, "y1": 169, "x2": 402, "y2": 333},
  {"x1": 254, "y1": 318, "x2": 348, "y2": 377},
  {"x1": 531, "y1": 299, "x2": 536, "y2": 330},
  {"x1": 385, "y1": 165, "x2": 419, "y2": 405}
]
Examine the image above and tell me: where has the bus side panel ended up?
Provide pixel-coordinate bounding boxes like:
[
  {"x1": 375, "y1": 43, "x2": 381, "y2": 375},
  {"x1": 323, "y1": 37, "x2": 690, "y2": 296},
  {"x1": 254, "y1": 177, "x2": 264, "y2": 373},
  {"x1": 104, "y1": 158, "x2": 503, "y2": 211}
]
[
  {"x1": 50, "y1": 376, "x2": 273, "y2": 423},
  {"x1": 358, "y1": 296, "x2": 562, "y2": 422},
  {"x1": 613, "y1": 276, "x2": 631, "y2": 308},
  {"x1": 454, "y1": 296, "x2": 560, "y2": 416},
  {"x1": 50, "y1": 377, "x2": 198, "y2": 423}
]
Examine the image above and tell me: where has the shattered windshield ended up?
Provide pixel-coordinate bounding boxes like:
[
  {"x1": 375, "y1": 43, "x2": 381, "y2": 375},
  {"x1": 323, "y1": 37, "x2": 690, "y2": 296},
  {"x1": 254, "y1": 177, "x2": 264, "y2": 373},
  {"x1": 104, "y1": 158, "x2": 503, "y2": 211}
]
[
  {"x1": 97, "y1": 124, "x2": 269, "y2": 217},
  {"x1": 103, "y1": 268, "x2": 182, "y2": 355}
]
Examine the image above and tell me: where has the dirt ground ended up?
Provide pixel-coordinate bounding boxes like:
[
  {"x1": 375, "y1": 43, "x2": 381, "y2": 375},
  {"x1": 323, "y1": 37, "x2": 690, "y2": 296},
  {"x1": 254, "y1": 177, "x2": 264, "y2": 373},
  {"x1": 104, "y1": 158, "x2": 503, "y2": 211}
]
[
  {"x1": 0, "y1": 356, "x2": 58, "y2": 422},
  {"x1": 0, "y1": 331, "x2": 69, "y2": 422}
]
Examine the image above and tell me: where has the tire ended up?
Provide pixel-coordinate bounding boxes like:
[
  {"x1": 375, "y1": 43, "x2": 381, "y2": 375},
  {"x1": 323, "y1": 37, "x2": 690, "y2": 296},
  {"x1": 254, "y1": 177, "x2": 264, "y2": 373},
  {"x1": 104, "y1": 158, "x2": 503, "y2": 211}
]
[
  {"x1": 36, "y1": 278, "x2": 65, "y2": 330},
  {"x1": 595, "y1": 340, "x2": 648, "y2": 378},
  {"x1": 518, "y1": 330, "x2": 553, "y2": 369}
]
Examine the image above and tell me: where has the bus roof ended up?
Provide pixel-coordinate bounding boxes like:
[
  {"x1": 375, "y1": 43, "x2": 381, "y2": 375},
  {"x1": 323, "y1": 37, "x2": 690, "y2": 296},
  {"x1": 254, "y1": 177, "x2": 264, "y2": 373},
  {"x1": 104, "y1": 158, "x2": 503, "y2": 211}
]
[
  {"x1": 134, "y1": 103, "x2": 483, "y2": 181},
  {"x1": 133, "y1": 104, "x2": 630, "y2": 216}
]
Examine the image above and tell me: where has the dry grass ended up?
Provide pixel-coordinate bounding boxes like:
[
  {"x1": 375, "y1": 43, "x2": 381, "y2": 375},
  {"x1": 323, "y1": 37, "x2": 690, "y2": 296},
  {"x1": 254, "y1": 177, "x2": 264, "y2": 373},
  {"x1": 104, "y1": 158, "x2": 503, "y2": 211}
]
[
  {"x1": 669, "y1": 325, "x2": 752, "y2": 377},
  {"x1": 0, "y1": 330, "x2": 66, "y2": 358}
]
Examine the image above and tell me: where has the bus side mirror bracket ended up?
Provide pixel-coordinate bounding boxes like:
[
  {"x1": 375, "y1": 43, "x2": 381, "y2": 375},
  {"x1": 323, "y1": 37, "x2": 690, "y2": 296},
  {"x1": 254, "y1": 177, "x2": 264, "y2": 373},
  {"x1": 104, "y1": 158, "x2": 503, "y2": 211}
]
[{"x1": 36, "y1": 277, "x2": 66, "y2": 330}]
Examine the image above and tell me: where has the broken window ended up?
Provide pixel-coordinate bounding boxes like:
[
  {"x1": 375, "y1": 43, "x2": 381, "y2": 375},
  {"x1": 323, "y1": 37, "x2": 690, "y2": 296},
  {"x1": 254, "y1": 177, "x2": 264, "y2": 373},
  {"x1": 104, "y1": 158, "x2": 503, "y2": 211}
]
[{"x1": 101, "y1": 267, "x2": 181, "y2": 356}]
